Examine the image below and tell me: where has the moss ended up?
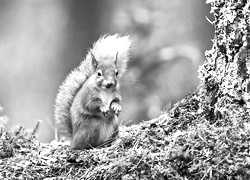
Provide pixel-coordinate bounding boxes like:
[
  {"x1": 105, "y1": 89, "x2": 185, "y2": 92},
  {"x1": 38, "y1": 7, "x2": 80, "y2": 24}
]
[
  {"x1": 1, "y1": 90, "x2": 250, "y2": 179},
  {"x1": 1, "y1": 0, "x2": 250, "y2": 179}
]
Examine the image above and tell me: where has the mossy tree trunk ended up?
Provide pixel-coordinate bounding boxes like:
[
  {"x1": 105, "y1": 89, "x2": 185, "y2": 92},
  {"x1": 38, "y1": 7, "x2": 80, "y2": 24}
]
[{"x1": 198, "y1": 0, "x2": 250, "y2": 124}]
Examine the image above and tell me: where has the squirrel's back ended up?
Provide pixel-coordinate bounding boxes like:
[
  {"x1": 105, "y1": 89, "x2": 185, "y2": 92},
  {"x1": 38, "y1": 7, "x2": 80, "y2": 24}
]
[{"x1": 54, "y1": 34, "x2": 132, "y2": 140}]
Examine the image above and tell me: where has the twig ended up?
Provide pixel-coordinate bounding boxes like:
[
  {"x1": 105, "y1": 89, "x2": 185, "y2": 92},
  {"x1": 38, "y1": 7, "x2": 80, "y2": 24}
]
[
  {"x1": 32, "y1": 120, "x2": 41, "y2": 136},
  {"x1": 215, "y1": 153, "x2": 230, "y2": 168},
  {"x1": 206, "y1": 16, "x2": 215, "y2": 25},
  {"x1": 15, "y1": 126, "x2": 23, "y2": 136},
  {"x1": 29, "y1": 120, "x2": 41, "y2": 140},
  {"x1": 201, "y1": 166, "x2": 212, "y2": 180},
  {"x1": 10, "y1": 126, "x2": 23, "y2": 143}
]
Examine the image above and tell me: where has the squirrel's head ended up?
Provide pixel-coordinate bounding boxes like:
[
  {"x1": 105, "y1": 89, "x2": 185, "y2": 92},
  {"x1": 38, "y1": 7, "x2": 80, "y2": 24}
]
[{"x1": 91, "y1": 52, "x2": 119, "y2": 89}]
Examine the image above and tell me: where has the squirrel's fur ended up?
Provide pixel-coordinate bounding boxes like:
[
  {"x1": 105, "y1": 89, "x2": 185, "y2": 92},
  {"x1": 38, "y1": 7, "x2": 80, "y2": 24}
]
[{"x1": 54, "y1": 34, "x2": 131, "y2": 149}]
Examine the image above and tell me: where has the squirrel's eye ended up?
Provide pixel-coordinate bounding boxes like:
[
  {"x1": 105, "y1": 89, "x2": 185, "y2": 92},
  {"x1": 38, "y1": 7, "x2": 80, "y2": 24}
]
[
  {"x1": 115, "y1": 69, "x2": 118, "y2": 76},
  {"x1": 97, "y1": 70, "x2": 102, "y2": 77}
]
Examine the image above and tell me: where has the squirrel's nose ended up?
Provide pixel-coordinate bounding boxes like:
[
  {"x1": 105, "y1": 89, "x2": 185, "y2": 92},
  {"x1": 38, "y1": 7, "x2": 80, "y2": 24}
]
[{"x1": 106, "y1": 82, "x2": 114, "y2": 88}]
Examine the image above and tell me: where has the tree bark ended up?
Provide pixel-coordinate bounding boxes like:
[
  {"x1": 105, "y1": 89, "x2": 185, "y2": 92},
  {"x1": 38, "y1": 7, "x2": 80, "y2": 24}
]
[{"x1": 198, "y1": 0, "x2": 250, "y2": 124}]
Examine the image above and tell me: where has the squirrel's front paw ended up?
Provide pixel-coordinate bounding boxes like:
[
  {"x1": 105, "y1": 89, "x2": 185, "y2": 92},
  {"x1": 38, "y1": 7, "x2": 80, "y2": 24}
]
[
  {"x1": 110, "y1": 102, "x2": 121, "y2": 116},
  {"x1": 100, "y1": 105, "x2": 111, "y2": 118}
]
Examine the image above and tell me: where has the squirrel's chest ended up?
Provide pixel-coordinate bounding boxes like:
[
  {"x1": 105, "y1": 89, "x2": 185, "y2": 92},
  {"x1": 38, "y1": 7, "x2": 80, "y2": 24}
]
[{"x1": 99, "y1": 89, "x2": 114, "y2": 107}]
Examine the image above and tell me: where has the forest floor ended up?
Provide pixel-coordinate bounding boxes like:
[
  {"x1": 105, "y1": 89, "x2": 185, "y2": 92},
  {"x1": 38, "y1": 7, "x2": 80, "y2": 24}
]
[{"x1": 0, "y1": 92, "x2": 250, "y2": 180}]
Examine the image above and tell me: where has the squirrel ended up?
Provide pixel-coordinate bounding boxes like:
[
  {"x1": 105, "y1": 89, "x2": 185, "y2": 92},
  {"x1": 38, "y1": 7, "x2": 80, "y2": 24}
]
[{"x1": 54, "y1": 34, "x2": 132, "y2": 150}]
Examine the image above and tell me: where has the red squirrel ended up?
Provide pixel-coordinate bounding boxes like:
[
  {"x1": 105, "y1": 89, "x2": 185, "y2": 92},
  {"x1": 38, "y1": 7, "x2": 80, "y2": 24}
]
[{"x1": 54, "y1": 35, "x2": 132, "y2": 150}]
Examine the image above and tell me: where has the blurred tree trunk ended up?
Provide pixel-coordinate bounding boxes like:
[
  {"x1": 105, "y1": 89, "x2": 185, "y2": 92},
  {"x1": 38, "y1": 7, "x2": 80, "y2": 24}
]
[{"x1": 198, "y1": 0, "x2": 250, "y2": 124}]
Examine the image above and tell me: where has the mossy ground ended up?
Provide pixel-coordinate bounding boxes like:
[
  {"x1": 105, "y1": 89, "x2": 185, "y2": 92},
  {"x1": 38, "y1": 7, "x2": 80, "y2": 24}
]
[
  {"x1": 1, "y1": 92, "x2": 250, "y2": 180},
  {"x1": 1, "y1": 1, "x2": 250, "y2": 179}
]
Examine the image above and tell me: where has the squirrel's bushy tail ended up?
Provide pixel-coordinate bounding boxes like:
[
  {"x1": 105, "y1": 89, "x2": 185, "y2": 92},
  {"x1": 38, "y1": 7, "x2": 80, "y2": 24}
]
[{"x1": 54, "y1": 34, "x2": 132, "y2": 139}]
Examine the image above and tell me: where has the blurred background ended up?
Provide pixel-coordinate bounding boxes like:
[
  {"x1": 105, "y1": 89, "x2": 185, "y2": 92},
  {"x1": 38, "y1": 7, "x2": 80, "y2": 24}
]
[{"x1": 0, "y1": 0, "x2": 214, "y2": 142}]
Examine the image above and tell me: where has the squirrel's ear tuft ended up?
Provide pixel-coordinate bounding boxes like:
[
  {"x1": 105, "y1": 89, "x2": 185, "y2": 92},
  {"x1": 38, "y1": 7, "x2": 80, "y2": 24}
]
[
  {"x1": 114, "y1": 52, "x2": 118, "y2": 65},
  {"x1": 91, "y1": 52, "x2": 98, "y2": 70}
]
